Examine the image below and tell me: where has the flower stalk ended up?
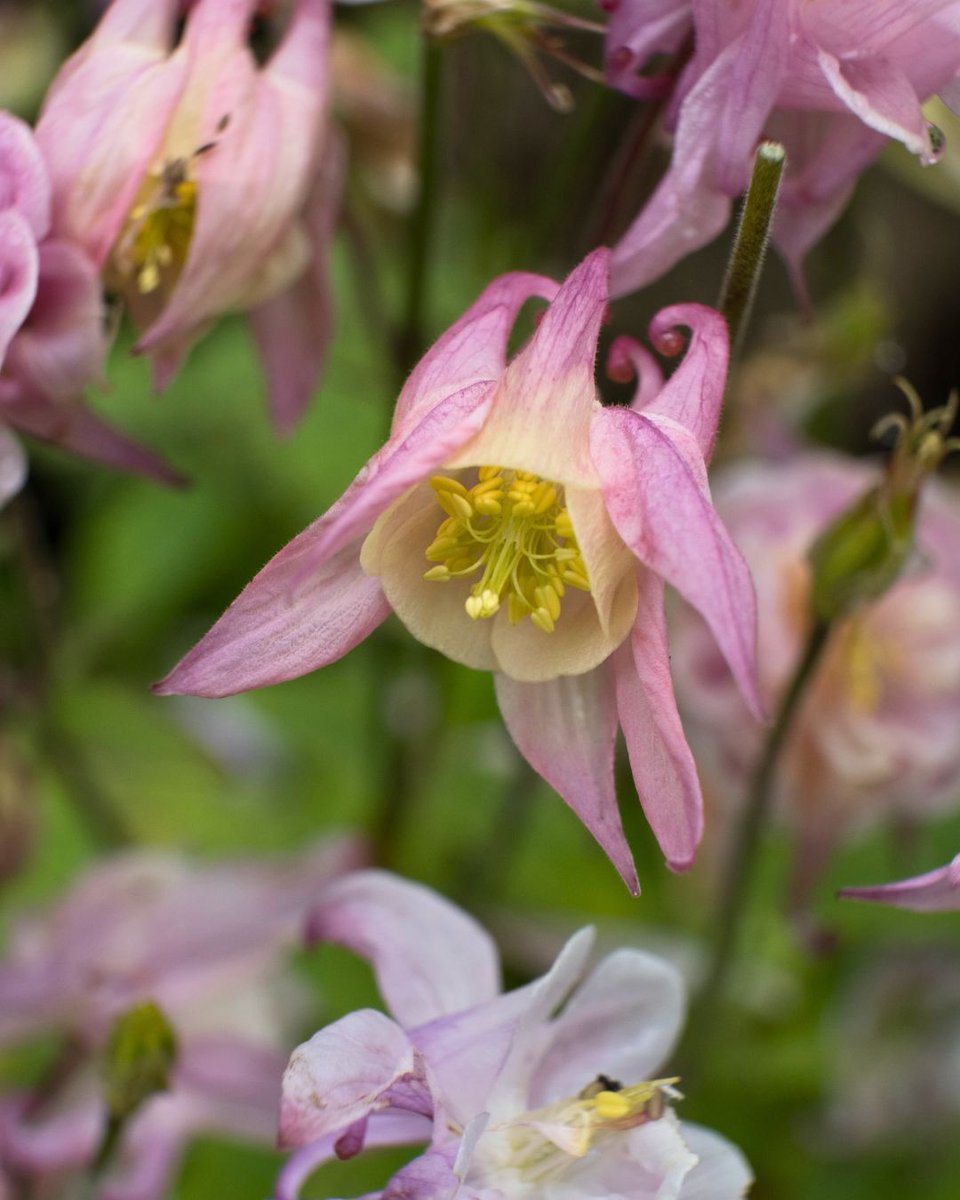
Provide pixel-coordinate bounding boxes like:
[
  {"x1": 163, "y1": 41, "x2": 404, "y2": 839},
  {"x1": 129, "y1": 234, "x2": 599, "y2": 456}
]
[{"x1": 718, "y1": 141, "x2": 786, "y2": 355}]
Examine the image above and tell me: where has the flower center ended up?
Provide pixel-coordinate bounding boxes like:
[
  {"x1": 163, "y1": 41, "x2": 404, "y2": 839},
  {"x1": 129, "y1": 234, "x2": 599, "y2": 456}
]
[
  {"x1": 111, "y1": 158, "x2": 199, "y2": 297},
  {"x1": 423, "y1": 468, "x2": 591, "y2": 632}
]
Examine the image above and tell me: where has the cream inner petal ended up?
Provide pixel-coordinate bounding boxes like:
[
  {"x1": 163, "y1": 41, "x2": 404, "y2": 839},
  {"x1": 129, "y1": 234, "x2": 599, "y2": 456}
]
[{"x1": 362, "y1": 473, "x2": 638, "y2": 684}]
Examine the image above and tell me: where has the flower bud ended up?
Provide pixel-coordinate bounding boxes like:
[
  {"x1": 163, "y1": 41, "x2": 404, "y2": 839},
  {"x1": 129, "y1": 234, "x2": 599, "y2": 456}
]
[{"x1": 102, "y1": 1001, "x2": 177, "y2": 1123}]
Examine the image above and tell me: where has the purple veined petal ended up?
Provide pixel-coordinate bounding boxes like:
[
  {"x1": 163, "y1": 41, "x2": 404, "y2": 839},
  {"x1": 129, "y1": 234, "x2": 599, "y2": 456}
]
[
  {"x1": 393, "y1": 271, "x2": 557, "y2": 438},
  {"x1": 153, "y1": 534, "x2": 390, "y2": 697},
  {"x1": 275, "y1": 1113, "x2": 431, "y2": 1200},
  {"x1": 644, "y1": 304, "x2": 728, "y2": 461},
  {"x1": 529, "y1": 948, "x2": 685, "y2": 1106},
  {"x1": 678, "y1": 1123, "x2": 753, "y2": 1199},
  {"x1": 817, "y1": 49, "x2": 932, "y2": 161},
  {"x1": 605, "y1": 335, "x2": 664, "y2": 412},
  {"x1": 380, "y1": 1146, "x2": 494, "y2": 1200},
  {"x1": 494, "y1": 666, "x2": 640, "y2": 895},
  {"x1": 248, "y1": 130, "x2": 344, "y2": 435},
  {"x1": 279, "y1": 1009, "x2": 433, "y2": 1150},
  {"x1": 0, "y1": 210, "x2": 39, "y2": 364},
  {"x1": 450, "y1": 250, "x2": 609, "y2": 489},
  {"x1": 800, "y1": 0, "x2": 960, "y2": 57},
  {"x1": 0, "y1": 113, "x2": 51, "y2": 239},
  {"x1": 0, "y1": 426, "x2": 26, "y2": 509},
  {"x1": 614, "y1": 573, "x2": 704, "y2": 872},
  {"x1": 592, "y1": 406, "x2": 763, "y2": 721},
  {"x1": 839, "y1": 853, "x2": 960, "y2": 912},
  {"x1": 307, "y1": 870, "x2": 501, "y2": 1027}
]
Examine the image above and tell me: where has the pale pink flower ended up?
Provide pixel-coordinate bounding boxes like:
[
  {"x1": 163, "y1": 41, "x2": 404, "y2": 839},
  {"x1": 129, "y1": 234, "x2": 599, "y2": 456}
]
[
  {"x1": 609, "y1": 0, "x2": 960, "y2": 296},
  {"x1": 278, "y1": 870, "x2": 752, "y2": 1200},
  {"x1": 36, "y1": 0, "x2": 338, "y2": 433},
  {"x1": 0, "y1": 837, "x2": 366, "y2": 1200},
  {"x1": 0, "y1": 110, "x2": 177, "y2": 497},
  {"x1": 671, "y1": 453, "x2": 960, "y2": 896},
  {"x1": 156, "y1": 249, "x2": 762, "y2": 892},
  {"x1": 840, "y1": 851, "x2": 960, "y2": 911}
]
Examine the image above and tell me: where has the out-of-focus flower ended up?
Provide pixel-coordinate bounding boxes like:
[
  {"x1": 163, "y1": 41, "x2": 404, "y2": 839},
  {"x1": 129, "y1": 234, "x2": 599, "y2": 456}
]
[
  {"x1": 0, "y1": 111, "x2": 177, "y2": 503},
  {"x1": 424, "y1": 0, "x2": 607, "y2": 112},
  {"x1": 609, "y1": 1, "x2": 960, "y2": 296},
  {"x1": 0, "y1": 836, "x2": 367, "y2": 1200},
  {"x1": 36, "y1": 0, "x2": 339, "y2": 434},
  {"x1": 277, "y1": 870, "x2": 752, "y2": 1200},
  {"x1": 672, "y1": 452, "x2": 960, "y2": 900},
  {"x1": 840, "y1": 851, "x2": 960, "y2": 911},
  {"x1": 157, "y1": 249, "x2": 762, "y2": 893}
]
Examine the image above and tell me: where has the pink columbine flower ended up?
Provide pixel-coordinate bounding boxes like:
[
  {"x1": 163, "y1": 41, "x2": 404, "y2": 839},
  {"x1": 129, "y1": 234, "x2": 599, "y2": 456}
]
[
  {"x1": 671, "y1": 452, "x2": 960, "y2": 901},
  {"x1": 277, "y1": 870, "x2": 753, "y2": 1200},
  {"x1": 0, "y1": 112, "x2": 174, "y2": 499},
  {"x1": 156, "y1": 248, "x2": 762, "y2": 893},
  {"x1": 35, "y1": 0, "x2": 337, "y2": 434},
  {"x1": 0, "y1": 837, "x2": 366, "y2": 1200},
  {"x1": 608, "y1": 0, "x2": 960, "y2": 296},
  {"x1": 840, "y1": 852, "x2": 960, "y2": 911}
]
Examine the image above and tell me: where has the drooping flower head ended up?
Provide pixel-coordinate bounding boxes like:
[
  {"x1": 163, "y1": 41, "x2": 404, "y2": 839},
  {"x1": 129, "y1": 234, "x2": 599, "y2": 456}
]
[
  {"x1": 608, "y1": 0, "x2": 960, "y2": 296},
  {"x1": 277, "y1": 870, "x2": 753, "y2": 1200},
  {"x1": 671, "y1": 452, "x2": 960, "y2": 901},
  {"x1": 0, "y1": 110, "x2": 178, "y2": 500},
  {"x1": 0, "y1": 837, "x2": 366, "y2": 1200},
  {"x1": 36, "y1": 0, "x2": 338, "y2": 432},
  {"x1": 157, "y1": 249, "x2": 762, "y2": 892}
]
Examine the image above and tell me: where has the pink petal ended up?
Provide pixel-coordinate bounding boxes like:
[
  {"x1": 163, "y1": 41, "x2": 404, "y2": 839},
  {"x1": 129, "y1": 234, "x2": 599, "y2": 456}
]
[
  {"x1": 153, "y1": 536, "x2": 389, "y2": 697},
  {"x1": 249, "y1": 131, "x2": 344, "y2": 435},
  {"x1": 592, "y1": 406, "x2": 762, "y2": 720},
  {"x1": 800, "y1": 1, "x2": 960, "y2": 55},
  {"x1": 494, "y1": 666, "x2": 640, "y2": 894},
  {"x1": 614, "y1": 574, "x2": 703, "y2": 871},
  {"x1": 0, "y1": 210, "x2": 38, "y2": 364},
  {"x1": 605, "y1": 0, "x2": 692, "y2": 99},
  {"x1": 0, "y1": 1090, "x2": 101, "y2": 1173},
  {"x1": 530, "y1": 948, "x2": 685, "y2": 1106},
  {"x1": 393, "y1": 270, "x2": 557, "y2": 438},
  {"x1": 0, "y1": 426, "x2": 26, "y2": 508},
  {"x1": 0, "y1": 113, "x2": 51, "y2": 239},
  {"x1": 643, "y1": 304, "x2": 729, "y2": 460},
  {"x1": 451, "y1": 249, "x2": 609, "y2": 488},
  {"x1": 605, "y1": 335, "x2": 664, "y2": 412},
  {"x1": 382, "y1": 1148, "x2": 464, "y2": 1200},
  {"x1": 839, "y1": 853, "x2": 960, "y2": 913},
  {"x1": 279, "y1": 1009, "x2": 432, "y2": 1149},
  {"x1": 307, "y1": 870, "x2": 501, "y2": 1026},
  {"x1": 817, "y1": 49, "x2": 932, "y2": 160},
  {"x1": 75, "y1": 0, "x2": 180, "y2": 50}
]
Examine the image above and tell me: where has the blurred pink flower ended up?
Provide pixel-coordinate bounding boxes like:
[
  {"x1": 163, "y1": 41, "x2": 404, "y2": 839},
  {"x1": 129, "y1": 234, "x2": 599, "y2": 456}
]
[
  {"x1": 840, "y1": 851, "x2": 960, "y2": 911},
  {"x1": 36, "y1": 0, "x2": 338, "y2": 434},
  {"x1": 0, "y1": 836, "x2": 367, "y2": 1200},
  {"x1": 608, "y1": 0, "x2": 960, "y2": 295},
  {"x1": 277, "y1": 870, "x2": 752, "y2": 1200},
  {"x1": 672, "y1": 453, "x2": 960, "y2": 898},
  {"x1": 0, "y1": 112, "x2": 173, "y2": 499},
  {"x1": 156, "y1": 249, "x2": 762, "y2": 892}
]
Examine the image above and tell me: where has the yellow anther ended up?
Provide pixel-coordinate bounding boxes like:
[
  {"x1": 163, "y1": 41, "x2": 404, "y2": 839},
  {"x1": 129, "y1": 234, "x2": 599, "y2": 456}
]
[
  {"x1": 423, "y1": 466, "x2": 590, "y2": 631},
  {"x1": 593, "y1": 1091, "x2": 631, "y2": 1120}
]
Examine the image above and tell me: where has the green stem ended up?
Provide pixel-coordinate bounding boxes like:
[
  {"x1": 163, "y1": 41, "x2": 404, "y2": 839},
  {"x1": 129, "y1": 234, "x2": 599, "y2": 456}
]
[
  {"x1": 396, "y1": 38, "x2": 444, "y2": 378},
  {"x1": 680, "y1": 618, "x2": 831, "y2": 1077},
  {"x1": 718, "y1": 141, "x2": 786, "y2": 357}
]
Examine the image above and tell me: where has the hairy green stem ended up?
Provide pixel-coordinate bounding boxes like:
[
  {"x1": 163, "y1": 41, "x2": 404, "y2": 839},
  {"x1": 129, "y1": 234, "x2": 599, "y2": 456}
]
[
  {"x1": 718, "y1": 141, "x2": 786, "y2": 356},
  {"x1": 679, "y1": 619, "x2": 831, "y2": 1078}
]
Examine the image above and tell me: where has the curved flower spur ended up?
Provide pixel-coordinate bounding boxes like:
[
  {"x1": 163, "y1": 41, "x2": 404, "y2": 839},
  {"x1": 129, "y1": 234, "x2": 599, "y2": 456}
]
[
  {"x1": 276, "y1": 870, "x2": 752, "y2": 1200},
  {"x1": 157, "y1": 249, "x2": 762, "y2": 892}
]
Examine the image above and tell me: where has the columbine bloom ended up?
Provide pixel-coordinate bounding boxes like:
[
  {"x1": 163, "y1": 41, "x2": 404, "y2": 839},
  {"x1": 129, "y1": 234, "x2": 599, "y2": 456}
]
[
  {"x1": 840, "y1": 852, "x2": 960, "y2": 911},
  {"x1": 35, "y1": 0, "x2": 337, "y2": 433},
  {"x1": 671, "y1": 452, "x2": 960, "y2": 901},
  {"x1": 608, "y1": 0, "x2": 960, "y2": 295},
  {"x1": 157, "y1": 249, "x2": 761, "y2": 892},
  {"x1": 0, "y1": 111, "x2": 173, "y2": 500},
  {"x1": 0, "y1": 837, "x2": 365, "y2": 1200},
  {"x1": 277, "y1": 870, "x2": 752, "y2": 1200}
]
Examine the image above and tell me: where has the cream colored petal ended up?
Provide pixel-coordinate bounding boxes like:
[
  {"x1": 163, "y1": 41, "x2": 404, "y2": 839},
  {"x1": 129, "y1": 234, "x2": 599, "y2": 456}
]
[
  {"x1": 364, "y1": 482, "x2": 498, "y2": 672},
  {"x1": 491, "y1": 570, "x2": 637, "y2": 683},
  {"x1": 565, "y1": 484, "x2": 636, "y2": 636}
]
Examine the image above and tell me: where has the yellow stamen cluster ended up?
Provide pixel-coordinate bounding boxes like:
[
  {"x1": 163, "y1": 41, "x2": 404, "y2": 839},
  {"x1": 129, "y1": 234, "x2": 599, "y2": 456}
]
[
  {"x1": 423, "y1": 467, "x2": 590, "y2": 632},
  {"x1": 114, "y1": 161, "x2": 198, "y2": 296}
]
